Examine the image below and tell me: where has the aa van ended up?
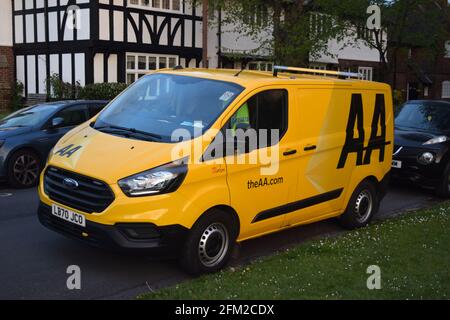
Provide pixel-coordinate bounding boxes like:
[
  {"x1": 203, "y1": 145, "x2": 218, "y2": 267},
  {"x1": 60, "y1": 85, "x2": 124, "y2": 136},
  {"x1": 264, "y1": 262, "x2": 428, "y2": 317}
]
[{"x1": 38, "y1": 66, "x2": 393, "y2": 274}]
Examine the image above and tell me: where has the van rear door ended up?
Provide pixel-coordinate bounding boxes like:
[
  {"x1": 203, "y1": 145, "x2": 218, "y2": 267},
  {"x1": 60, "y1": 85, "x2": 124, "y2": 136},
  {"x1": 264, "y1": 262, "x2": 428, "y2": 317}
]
[{"x1": 284, "y1": 88, "x2": 353, "y2": 227}]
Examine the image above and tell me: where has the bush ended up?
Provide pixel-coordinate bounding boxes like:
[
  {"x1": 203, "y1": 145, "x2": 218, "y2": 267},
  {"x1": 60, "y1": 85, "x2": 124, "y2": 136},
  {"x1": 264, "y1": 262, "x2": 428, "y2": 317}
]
[
  {"x1": 46, "y1": 73, "x2": 80, "y2": 100},
  {"x1": 11, "y1": 81, "x2": 25, "y2": 111},
  {"x1": 78, "y1": 82, "x2": 128, "y2": 101}
]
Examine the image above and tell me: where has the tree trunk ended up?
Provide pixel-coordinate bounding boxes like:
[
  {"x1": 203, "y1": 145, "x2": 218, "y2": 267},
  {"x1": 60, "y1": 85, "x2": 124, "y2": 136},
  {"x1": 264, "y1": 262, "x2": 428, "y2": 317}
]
[
  {"x1": 272, "y1": 1, "x2": 283, "y2": 64},
  {"x1": 202, "y1": 0, "x2": 209, "y2": 68}
]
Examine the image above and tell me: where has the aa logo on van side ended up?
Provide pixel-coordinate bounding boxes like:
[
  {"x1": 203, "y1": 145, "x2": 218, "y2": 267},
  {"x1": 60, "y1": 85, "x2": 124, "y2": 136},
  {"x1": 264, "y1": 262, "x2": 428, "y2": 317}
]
[{"x1": 338, "y1": 93, "x2": 391, "y2": 169}]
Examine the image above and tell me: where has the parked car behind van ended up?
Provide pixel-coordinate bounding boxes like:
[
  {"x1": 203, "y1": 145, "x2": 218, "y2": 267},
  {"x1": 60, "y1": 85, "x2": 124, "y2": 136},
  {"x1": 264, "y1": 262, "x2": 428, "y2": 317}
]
[
  {"x1": 0, "y1": 100, "x2": 108, "y2": 188},
  {"x1": 38, "y1": 67, "x2": 394, "y2": 274},
  {"x1": 393, "y1": 100, "x2": 450, "y2": 197}
]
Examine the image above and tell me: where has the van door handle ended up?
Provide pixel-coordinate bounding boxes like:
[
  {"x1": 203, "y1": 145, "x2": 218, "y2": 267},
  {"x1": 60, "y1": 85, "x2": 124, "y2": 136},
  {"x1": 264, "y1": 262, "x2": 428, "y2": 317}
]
[
  {"x1": 283, "y1": 149, "x2": 297, "y2": 156},
  {"x1": 304, "y1": 145, "x2": 317, "y2": 151}
]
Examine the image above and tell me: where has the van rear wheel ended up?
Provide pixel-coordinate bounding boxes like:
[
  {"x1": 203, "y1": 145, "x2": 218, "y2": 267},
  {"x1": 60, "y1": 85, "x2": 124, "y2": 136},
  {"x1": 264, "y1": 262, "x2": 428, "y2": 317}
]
[
  {"x1": 339, "y1": 180, "x2": 378, "y2": 229},
  {"x1": 179, "y1": 210, "x2": 238, "y2": 275}
]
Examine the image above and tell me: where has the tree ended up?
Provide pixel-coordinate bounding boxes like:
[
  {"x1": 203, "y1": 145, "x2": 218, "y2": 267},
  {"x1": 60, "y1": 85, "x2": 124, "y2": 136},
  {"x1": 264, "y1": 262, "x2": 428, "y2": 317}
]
[
  {"x1": 202, "y1": 0, "x2": 353, "y2": 66},
  {"x1": 200, "y1": 0, "x2": 448, "y2": 83},
  {"x1": 335, "y1": 0, "x2": 449, "y2": 83}
]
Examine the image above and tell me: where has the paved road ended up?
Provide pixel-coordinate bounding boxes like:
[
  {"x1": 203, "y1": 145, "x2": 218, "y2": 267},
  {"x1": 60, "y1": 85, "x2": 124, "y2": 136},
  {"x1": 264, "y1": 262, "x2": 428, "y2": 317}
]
[{"x1": 0, "y1": 183, "x2": 442, "y2": 299}]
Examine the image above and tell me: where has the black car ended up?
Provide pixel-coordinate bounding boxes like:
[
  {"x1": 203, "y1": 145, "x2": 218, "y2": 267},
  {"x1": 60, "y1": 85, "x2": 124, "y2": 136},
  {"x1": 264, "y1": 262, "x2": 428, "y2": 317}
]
[
  {"x1": 393, "y1": 100, "x2": 450, "y2": 197},
  {"x1": 0, "y1": 100, "x2": 108, "y2": 188}
]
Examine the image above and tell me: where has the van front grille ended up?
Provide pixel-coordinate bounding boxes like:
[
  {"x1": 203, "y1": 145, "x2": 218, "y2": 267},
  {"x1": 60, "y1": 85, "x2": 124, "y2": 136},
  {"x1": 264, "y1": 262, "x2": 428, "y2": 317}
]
[{"x1": 43, "y1": 166, "x2": 114, "y2": 213}]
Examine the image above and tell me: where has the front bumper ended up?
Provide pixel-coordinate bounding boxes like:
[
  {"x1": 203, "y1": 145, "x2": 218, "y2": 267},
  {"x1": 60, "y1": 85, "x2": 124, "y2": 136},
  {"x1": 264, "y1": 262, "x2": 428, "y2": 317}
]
[{"x1": 37, "y1": 202, "x2": 188, "y2": 257}]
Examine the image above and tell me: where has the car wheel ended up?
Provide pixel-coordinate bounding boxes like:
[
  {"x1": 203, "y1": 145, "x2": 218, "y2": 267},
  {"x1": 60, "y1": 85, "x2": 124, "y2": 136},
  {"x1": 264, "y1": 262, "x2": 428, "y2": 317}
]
[
  {"x1": 436, "y1": 162, "x2": 450, "y2": 198},
  {"x1": 7, "y1": 149, "x2": 41, "y2": 188},
  {"x1": 179, "y1": 209, "x2": 238, "y2": 275},
  {"x1": 339, "y1": 180, "x2": 378, "y2": 229}
]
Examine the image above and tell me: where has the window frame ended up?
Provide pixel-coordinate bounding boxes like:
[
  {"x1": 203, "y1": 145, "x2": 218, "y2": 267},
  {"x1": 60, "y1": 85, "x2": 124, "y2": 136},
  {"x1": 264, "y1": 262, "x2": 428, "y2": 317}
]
[
  {"x1": 127, "y1": 0, "x2": 182, "y2": 13},
  {"x1": 358, "y1": 66, "x2": 373, "y2": 81},
  {"x1": 222, "y1": 88, "x2": 289, "y2": 152},
  {"x1": 126, "y1": 53, "x2": 179, "y2": 85},
  {"x1": 445, "y1": 40, "x2": 450, "y2": 58},
  {"x1": 442, "y1": 81, "x2": 450, "y2": 99},
  {"x1": 247, "y1": 61, "x2": 274, "y2": 72}
]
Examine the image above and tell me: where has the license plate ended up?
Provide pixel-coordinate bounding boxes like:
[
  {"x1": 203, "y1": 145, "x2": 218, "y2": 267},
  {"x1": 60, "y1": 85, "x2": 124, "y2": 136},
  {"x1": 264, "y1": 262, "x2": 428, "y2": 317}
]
[
  {"x1": 392, "y1": 160, "x2": 402, "y2": 169},
  {"x1": 51, "y1": 204, "x2": 86, "y2": 227}
]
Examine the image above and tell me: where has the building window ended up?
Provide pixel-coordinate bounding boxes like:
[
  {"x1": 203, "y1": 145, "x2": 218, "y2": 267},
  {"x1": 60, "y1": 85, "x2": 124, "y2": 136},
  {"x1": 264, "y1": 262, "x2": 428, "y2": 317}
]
[
  {"x1": 445, "y1": 41, "x2": 450, "y2": 58},
  {"x1": 442, "y1": 81, "x2": 450, "y2": 99},
  {"x1": 358, "y1": 67, "x2": 373, "y2": 81},
  {"x1": 247, "y1": 61, "x2": 273, "y2": 72},
  {"x1": 243, "y1": 5, "x2": 269, "y2": 27},
  {"x1": 128, "y1": 0, "x2": 182, "y2": 12},
  {"x1": 126, "y1": 53, "x2": 179, "y2": 84},
  {"x1": 172, "y1": 0, "x2": 180, "y2": 11},
  {"x1": 309, "y1": 64, "x2": 327, "y2": 70}
]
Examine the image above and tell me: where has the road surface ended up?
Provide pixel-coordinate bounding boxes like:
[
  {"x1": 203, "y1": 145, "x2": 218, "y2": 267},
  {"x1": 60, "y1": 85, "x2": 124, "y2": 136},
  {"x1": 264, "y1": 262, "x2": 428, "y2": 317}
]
[{"x1": 0, "y1": 183, "x2": 442, "y2": 299}]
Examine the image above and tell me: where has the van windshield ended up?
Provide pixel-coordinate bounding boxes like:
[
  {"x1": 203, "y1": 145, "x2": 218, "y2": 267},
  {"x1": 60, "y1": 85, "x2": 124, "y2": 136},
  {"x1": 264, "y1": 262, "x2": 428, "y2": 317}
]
[{"x1": 94, "y1": 74, "x2": 244, "y2": 142}]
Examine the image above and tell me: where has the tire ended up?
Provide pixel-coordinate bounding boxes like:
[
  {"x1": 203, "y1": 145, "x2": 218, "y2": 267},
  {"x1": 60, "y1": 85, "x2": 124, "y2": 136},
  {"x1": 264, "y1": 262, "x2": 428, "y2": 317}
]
[
  {"x1": 339, "y1": 180, "x2": 379, "y2": 230},
  {"x1": 7, "y1": 149, "x2": 41, "y2": 188},
  {"x1": 436, "y1": 162, "x2": 450, "y2": 198},
  {"x1": 179, "y1": 209, "x2": 239, "y2": 275}
]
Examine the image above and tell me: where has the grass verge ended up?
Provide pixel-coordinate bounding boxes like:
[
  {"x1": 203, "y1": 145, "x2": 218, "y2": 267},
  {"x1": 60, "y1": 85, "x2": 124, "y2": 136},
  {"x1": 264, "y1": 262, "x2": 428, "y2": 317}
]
[{"x1": 139, "y1": 203, "x2": 450, "y2": 300}]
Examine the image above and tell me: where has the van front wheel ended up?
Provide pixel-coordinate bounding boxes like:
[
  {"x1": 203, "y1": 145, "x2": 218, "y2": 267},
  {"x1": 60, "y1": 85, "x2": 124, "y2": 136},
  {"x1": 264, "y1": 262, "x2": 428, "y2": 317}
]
[
  {"x1": 339, "y1": 181, "x2": 378, "y2": 229},
  {"x1": 179, "y1": 210, "x2": 238, "y2": 275}
]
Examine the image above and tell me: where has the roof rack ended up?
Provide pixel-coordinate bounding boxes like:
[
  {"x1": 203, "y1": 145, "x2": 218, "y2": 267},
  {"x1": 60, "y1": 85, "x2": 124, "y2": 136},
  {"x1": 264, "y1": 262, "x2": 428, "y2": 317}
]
[{"x1": 273, "y1": 66, "x2": 361, "y2": 79}]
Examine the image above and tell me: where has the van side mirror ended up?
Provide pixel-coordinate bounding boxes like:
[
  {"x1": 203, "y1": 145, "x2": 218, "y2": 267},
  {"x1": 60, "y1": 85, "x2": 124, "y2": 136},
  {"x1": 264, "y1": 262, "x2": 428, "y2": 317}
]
[{"x1": 51, "y1": 117, "x2": 64, "y2": 128}]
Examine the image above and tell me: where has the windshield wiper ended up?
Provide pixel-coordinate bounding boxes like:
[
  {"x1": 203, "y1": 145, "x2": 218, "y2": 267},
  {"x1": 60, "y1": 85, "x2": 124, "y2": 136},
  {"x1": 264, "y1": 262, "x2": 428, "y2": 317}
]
[{"x1": 95, "y1": 125, "x2": 162, "y2": 141}]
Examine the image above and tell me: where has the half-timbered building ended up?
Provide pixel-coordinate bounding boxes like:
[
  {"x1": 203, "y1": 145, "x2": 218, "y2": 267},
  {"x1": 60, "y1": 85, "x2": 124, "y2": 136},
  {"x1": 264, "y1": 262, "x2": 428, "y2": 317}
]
[{"x1": 11, "y1": 0, "x2": 203, "y2": 100}]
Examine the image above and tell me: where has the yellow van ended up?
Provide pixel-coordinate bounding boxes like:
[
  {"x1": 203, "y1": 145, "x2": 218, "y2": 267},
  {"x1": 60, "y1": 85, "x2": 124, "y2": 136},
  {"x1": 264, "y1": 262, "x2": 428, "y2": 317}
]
[{"x1": 38, "y1": 66, "x2": 393, "y2": 274}]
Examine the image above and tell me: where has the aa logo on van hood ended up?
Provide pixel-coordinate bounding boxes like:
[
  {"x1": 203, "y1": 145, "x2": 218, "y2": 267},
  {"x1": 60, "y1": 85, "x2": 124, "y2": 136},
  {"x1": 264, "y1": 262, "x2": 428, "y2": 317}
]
[{"x1": 55, "y1": 144, "x2": 83, "y2": 158}]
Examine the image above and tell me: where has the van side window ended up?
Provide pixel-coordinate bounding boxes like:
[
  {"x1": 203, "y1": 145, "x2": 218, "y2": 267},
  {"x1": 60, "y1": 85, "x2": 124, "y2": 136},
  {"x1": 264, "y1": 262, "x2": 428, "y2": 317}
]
[{"x1": 227, "y1": 89, "x2": 288, "y2": 148}]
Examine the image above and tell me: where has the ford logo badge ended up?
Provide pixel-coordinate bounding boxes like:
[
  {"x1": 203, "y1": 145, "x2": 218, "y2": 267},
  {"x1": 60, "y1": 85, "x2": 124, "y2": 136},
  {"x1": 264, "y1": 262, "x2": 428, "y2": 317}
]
[{"x1": 63, "y1": 177, "x2": 79, "y2": 189}]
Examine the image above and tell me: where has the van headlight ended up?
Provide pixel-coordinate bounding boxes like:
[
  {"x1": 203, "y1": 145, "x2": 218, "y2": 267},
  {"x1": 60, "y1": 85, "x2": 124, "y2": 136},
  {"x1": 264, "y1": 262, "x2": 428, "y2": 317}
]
[
  {"x1": 423, "y1": 136, "x2": 447, "y2": 145},
  {"x1": 118, "y1": 158, "x2": 188, "y2": 197}
]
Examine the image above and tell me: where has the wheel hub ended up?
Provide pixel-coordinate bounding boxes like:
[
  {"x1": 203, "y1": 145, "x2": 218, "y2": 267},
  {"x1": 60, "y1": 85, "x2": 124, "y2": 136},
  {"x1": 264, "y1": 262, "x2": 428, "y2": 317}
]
[
  {"x1": 354, "y1": 190, "x2": 373, "y2": 223},
  {"x1": 13, "y1": 155, "x2": 39, "y2": 186},
  {"x1": 198, "y1": 223, "x2": 229, "y2": 267}
]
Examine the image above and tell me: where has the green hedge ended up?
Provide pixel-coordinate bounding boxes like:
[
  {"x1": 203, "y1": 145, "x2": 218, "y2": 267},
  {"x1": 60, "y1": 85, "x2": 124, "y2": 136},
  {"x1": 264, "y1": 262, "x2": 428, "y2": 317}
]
[{"x1": 78, "y1": 82, "x2": 128, "y2": 101}]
